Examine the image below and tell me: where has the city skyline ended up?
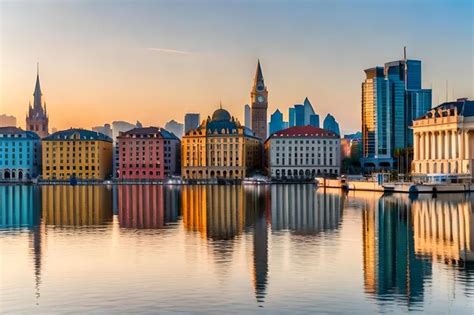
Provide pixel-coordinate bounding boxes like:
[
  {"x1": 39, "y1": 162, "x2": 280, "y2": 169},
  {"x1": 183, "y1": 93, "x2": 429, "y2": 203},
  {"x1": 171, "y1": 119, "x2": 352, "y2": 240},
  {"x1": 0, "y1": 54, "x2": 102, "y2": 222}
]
[{"x1": 1, "y1": 1, "x2": 472, "y2": 135}]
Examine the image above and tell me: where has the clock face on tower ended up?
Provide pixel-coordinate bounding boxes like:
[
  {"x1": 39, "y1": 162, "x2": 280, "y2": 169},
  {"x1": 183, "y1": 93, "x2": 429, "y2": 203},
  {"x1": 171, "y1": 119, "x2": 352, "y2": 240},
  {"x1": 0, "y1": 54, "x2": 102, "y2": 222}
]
[{"x1": 257, "y1": 95, "x2": 265, "y2": 103}]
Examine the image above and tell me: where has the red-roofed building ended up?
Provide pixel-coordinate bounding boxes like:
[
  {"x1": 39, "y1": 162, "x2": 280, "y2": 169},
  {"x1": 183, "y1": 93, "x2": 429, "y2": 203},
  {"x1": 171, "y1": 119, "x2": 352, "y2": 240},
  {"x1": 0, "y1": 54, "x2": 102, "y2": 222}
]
[{"x1": 264, "y1": 126, "x2": 341, "y2": 179}]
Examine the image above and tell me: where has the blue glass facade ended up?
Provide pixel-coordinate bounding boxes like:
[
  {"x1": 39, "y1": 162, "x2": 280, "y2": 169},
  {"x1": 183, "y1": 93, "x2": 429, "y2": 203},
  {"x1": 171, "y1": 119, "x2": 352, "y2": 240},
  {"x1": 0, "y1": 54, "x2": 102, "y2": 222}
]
[
  {"x1": 323, "y1": 114, "x2": 340, "y2": 136},
  {"x1": 269, "y1": 109, "x2": 285, "y2": 135},
  {"x1": 0, "y1": 127, "x2": 41, "y2": 181},
  {"x1": 288, "y1": 98, "x2": 319, "y2": 127}
]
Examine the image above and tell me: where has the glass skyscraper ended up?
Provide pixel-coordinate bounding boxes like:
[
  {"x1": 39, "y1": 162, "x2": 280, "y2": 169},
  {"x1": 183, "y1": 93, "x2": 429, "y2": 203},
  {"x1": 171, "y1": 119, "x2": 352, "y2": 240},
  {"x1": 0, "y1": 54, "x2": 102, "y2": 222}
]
[
  {"x1": 269, "y1": 109, "x2": 287, "y2": 135},
  {"x1": 288, "y1": 97, "x2": 319, "y2": 128},
  {"x1": 361, "y1": 57, "x2": 432, "y2": 170}
]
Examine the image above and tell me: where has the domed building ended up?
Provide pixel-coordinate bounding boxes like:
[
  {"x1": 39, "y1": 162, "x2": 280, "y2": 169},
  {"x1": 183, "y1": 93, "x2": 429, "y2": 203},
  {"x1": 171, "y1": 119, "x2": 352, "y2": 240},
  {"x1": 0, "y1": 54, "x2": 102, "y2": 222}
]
[{"x1": 182, "y1": 106, "x2": 262, "y2": 180}]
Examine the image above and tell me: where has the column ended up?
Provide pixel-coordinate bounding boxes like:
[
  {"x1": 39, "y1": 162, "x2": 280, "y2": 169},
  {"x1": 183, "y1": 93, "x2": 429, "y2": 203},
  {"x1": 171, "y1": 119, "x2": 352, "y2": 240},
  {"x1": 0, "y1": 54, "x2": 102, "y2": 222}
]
[
  {"x1": 431, "y1": 132, "x2": 437, "y2": 160},
  {"x1": 425, "y1": 132, "x2": 430, "y2": 160},
  {"x1": 464, "y1": 131, "x2": 470, "y2": 160},
  {"x1": 414, "y1": 132, "x2": 419, "y2": 160},
  {"x1": 438, "y1": 131, "x2": 443, "y2": 160},
  {"x1": 459, "y1": 131, "x2": 464, "y2": 161},
  {"x1": 420, "y1": 132, "x2": 425, "y2": 160},
  {"x1": 445, "y1": 130, "x2": 451, "y2": 160},
  {"x1": 452, "y1": 130, "x2": 458, "y2": 159}
]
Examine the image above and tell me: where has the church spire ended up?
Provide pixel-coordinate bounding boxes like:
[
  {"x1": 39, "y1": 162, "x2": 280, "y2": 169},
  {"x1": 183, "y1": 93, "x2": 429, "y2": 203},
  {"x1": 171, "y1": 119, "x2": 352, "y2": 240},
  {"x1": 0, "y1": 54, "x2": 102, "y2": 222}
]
[{"x1": 33, "y1": 63, "x2": 42, "y2": 109}]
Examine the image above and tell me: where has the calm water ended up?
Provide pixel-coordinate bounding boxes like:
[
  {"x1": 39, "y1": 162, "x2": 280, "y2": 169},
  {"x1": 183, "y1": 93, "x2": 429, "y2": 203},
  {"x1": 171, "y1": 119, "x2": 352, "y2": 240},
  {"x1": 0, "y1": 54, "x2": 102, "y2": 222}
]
[{"x1": 1, "y1": 184, "x2": 473, "y2": 314}]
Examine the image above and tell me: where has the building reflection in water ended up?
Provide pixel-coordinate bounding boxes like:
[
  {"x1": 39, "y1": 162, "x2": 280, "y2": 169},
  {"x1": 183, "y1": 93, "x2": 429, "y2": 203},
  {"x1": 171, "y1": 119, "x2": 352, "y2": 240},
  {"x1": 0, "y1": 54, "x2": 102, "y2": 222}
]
[
  {"x1": 411, "y1": 194, "x2": 473, "y2": 264},
  {"x1": 41, "y1": 185, "x2": 113, "y2": 226},
  {"x1": 0, "y1": 185, "x2": 43, "y2": 303},
  {"x1": 362, "y1": 193, "x2": 432, "y2": 305},
  {"x1": 182, "y1": 185, "x2": 270, "y2": 304},
  {"x1": 271, "y1": 185, "x2": 344, "y2": 234},
  {"x1": 117, "y1": 185, "x2": 181, "y2": 229}
]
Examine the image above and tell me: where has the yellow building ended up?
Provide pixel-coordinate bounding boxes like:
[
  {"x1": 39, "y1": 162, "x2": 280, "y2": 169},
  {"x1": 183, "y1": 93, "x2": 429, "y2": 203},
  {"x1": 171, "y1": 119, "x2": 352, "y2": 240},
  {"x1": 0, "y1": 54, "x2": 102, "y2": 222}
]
[
  {"x1": 42, "y1": 128, "x2": 113, "y2": 180},
  {"x1": 182, "y1": 107, "x2": 262, "y2": 180}
]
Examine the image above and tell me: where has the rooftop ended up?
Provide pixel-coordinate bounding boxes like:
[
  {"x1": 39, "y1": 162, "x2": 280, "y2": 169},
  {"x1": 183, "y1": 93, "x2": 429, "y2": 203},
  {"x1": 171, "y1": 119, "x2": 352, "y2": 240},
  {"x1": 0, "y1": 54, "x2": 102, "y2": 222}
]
[
  {"x1": 418, "y1": 98, "x2": 474, "y2": 119},
  {"x1": 269, "y1": 125, "x2": 338, "y2": 140},
  {"x1": 0, "y1": 127, "x2": 40, "y2": 139},
  {"x1": 119, "y1": 127, "x2": 180, "y2": 140},
  {"x1": 44, "y1": 128, "x2": 113, "y2": 142}
]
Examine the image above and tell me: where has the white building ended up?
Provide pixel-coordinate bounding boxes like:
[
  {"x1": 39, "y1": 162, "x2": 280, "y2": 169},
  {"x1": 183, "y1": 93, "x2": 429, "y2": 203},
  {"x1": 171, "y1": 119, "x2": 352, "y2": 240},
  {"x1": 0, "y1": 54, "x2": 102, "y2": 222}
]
[
  {"x1": 265, "y1": 125, "x2": 340, "y2": 179},
  {"x1": 412, "y1": 98, "x2": 474, "y2": 181}
]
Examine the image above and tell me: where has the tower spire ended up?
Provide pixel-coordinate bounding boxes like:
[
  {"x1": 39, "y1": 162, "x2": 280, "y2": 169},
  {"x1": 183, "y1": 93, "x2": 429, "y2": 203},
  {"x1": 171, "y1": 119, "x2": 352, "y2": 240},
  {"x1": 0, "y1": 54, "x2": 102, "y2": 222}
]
[
  {"x1": 254, "y1": 59, "x2": 264, "y2": 83},
  {"x1": 33, "y1": 63, "x2": 43, "y2": 109}
]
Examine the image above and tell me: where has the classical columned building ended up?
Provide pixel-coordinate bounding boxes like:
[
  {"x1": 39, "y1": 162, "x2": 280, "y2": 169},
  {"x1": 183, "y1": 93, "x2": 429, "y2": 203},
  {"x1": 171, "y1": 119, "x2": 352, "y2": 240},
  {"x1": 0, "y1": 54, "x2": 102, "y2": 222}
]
[
  {"x1": 182, "y1": 107, "x2": 262, "y2": 180},
  {"x1": 412, "y1": 98, "x2": 474, "y2": 180}
]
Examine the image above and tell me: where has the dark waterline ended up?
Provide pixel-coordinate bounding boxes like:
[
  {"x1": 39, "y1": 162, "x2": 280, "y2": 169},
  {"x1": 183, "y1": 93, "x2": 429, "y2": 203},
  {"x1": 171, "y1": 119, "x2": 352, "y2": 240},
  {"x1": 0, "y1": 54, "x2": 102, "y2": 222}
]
[{"x1": 1, "y1": 184, "x2": 473, "y2": 314}]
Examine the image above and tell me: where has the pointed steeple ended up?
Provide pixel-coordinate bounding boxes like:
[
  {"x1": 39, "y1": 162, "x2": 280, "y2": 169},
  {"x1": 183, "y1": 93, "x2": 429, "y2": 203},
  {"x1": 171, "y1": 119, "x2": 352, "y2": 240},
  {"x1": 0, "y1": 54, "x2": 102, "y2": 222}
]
[
  {"x1": 254, "y1": 59, "x2": 264, "y2": 84},
  {"x1": 33, "y1": 63, "x2": 43, "y2": 109}
]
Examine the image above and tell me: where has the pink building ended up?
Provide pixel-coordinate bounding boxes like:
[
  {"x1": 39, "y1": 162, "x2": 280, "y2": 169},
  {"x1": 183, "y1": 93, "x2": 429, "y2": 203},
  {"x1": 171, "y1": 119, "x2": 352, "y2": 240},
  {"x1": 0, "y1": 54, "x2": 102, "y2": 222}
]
[{"x1": 117, "y1": 127, "x2": 180, "y2": 180}]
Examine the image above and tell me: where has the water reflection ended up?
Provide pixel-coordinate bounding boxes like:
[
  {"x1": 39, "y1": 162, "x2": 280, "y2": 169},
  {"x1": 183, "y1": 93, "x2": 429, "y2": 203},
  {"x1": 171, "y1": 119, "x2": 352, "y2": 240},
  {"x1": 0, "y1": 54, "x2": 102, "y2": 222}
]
[
  {"x1": 117, "y1": 185, "x2": 180, "y2": 229},
  {"x1": 0, "y1": 185, "x2": 40, "y2": 228},
  {"x1": 271, "y1": 185, "x2": 344, "y2": 234},
  {"x1": 41, "y1": 185, "x2": 113, "y2": 226}
]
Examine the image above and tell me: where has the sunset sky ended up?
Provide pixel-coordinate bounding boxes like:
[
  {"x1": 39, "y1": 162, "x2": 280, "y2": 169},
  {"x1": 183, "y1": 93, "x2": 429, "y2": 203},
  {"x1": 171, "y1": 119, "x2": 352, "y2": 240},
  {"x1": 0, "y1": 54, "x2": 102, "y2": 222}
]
[{"x1": 1, "y1": 0, "x2": 472, "y2": 134}]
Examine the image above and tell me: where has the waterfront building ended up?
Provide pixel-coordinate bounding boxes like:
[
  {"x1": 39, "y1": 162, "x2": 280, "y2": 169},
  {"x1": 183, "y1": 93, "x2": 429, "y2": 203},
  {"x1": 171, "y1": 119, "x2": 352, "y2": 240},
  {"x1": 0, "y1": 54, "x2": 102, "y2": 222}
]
[
  {"x1": 361, "y1": 53, "x2": 432, "y2": 171},
  {"x1": 0, "y1": 114, "x2": 16, "y2": 128},
  {"x1": 182, "y1": 107, "x2": 262, "y2": 179},
  {"x1": 411, "y1": 98, "x2": 474, "y2": 180},
  {"x1": 117, "y1": 127, "x2": 180, "y2": 180},
  {"x1": 26, "y1": 67, "x2": 49, "y2": 138},
  {"x1": 41, "y1": 128, "x2": 113, "y2": 180},
  {"x1": 323, "y1": 113, "x2": 340, "y2": 136},
  {"x1": 110, "y1": 120, "x2": 142, "y2": 178},
  {"x1": 250, "y1": 60, "x2": 268, "y2": 141},
  {"x1": 165, "y1": 120, "x2": 184, "y2": 139},
  {"x1": 268, "y1": 109, "x2": 287, "y2": 135},
  {"x1": 244, "y1": 104, "x2": 251, "y2": 128},
  {"x1": 0, "y1": 127, "x2": 41, "y2": 181},
  {"x1": 265, "y1": 125, "x2": 340, "y2": 179},
  {"x1": 184, "y1": 113, "x2": 200, "y2": 134},
  {"x1": 288, "y1": 97, "x2": 319, "y2": 128}
]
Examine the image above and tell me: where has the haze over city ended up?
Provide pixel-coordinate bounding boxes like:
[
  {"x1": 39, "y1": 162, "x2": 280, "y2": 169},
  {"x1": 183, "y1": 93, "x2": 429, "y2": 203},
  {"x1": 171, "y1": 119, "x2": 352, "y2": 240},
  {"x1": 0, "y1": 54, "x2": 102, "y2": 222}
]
[{"x1": 1, "y1": 0, "x2": 472, "y2": 134}]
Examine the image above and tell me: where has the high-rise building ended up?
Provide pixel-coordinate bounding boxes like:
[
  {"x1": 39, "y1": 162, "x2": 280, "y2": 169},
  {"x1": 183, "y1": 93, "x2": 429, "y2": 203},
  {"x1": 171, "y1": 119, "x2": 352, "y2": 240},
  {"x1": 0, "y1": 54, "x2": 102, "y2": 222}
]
[
  {"x1": 361, "y1": 52, "x2": 432, "y2": 171},
  {"x1": 288, "y1": 97, "x2": 319, "y2": 127},
  {"x1": 244, "y1": 104, "x2": 251, "y2": 128},
  {"x1": 323, "y1": 113, "x2": 340, "y2": 136},
  {"x1": 26, "y1": 66, "x2": 49, "y2": 138},
  {"x1": 165, "y1": 120, "x2": 184, "y2": 139},
  {"x1": 269, "y1": 109, "x2": 286, "y2": 135},
  {"x1": 0, "y1": 115, "x2": 16, "y2": 128},
  {"x1": 250, "y1": 60, "x2": 268, "y2": 140},
  {"x1": 184, "y1": 113, "x2": 200, "y2": 134}
]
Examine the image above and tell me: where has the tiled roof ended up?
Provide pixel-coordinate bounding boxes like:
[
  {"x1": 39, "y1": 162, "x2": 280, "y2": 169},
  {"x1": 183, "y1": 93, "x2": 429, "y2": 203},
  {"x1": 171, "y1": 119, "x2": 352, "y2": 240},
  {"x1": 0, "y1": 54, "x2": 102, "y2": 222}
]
[
  {"x1": 270, "y1": 125, "x2": 338, "y2": 139},
  {"x1": 119, "y1": 127, "x2": 180, "y2": 140},
  {"x1": 44, "y1": 128, "x2": 113, "y2": 142},
  {"x1": 0, "y1": 127, "x2": 40, "y2": 139}
]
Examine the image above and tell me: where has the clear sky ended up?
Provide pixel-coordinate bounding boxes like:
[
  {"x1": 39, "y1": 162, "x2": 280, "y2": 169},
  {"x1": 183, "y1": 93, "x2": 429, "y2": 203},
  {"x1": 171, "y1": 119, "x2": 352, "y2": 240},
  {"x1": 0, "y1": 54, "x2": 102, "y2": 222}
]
[{"x1": 1, "y1": 0, "x2": 472, "y2": 134}]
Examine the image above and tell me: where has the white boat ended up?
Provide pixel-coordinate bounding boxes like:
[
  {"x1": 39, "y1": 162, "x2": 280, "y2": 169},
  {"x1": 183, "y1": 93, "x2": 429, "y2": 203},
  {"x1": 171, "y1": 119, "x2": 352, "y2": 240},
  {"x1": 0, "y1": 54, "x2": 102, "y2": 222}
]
[{"x1": 242, "y1": 175, "x2": 271, "y2": 185}]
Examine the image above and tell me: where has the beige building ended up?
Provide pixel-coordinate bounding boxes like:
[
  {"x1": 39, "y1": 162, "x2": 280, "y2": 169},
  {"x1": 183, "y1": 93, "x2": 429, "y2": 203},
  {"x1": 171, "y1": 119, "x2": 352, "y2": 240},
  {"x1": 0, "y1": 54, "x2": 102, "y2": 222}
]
[
  {"x1": 182, "y1": 107, "x2": 262, "y2": 180},
  {"x1": 412, "y1": 98, "x2": 474, "y2": 180}
]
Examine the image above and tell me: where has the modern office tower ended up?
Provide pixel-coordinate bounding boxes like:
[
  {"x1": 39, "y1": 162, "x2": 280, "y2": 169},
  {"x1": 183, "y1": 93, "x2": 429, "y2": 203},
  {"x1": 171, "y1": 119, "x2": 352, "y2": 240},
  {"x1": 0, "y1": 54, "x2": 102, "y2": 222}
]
[
  {"x1": 117, "y1": 127, "x2": 181, "y2": 180},
  {"x1": 250, "y1": 60, "x2": 268, "y2": 140},
  {"x1": 165, "y1": 120, "x2": 184, "y2": 139},
  {"x1": 0, "y1": 115, "x2": 16, "y2": 127},
  {"x1": 244, "y1": 104, "x2": 251, "y2": 128},
  {"x1": 361, "y1": 52, "x2": 432, "y2": 171},
  {"x1": 0, "y1": 127, "x2": 41, "y2": 181},
  {"x1": 323, "y1": 113, "x2": 340, "y2": 136},
  {"x1": 269, "y1": 109, "x2": 286, "y2": 135},
  {"x1": 92, "y1": 123, "x2": 113, "y2": 138},
  {"x1": 41, "y1": 128, "x2": 113, "y2": 180},
  {"x1": 265, "y1": 126, "x2": 341, "y2": 179},
  {"x1": 288, "y1": 97, "x2": 319, "y2": 127},
  {"x1": 26, "y1": 66, "x2": 49, "y2": 138},
  {"x1": 181, "y1": 107, "x2": 262, "y2": 180},
  {"x1": 184, "y1": 113, "x2": 200, "y2": 134},
  {"x1": 412, "y1": 98, "x2": 474, "y2": 180}
]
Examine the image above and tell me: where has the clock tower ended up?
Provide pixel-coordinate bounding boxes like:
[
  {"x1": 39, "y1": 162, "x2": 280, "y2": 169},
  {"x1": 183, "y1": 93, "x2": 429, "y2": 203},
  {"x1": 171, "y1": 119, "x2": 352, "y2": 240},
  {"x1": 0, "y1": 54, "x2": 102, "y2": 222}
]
[{"x1": 250, "y1": 60, "x2": 268, "y2": 141}]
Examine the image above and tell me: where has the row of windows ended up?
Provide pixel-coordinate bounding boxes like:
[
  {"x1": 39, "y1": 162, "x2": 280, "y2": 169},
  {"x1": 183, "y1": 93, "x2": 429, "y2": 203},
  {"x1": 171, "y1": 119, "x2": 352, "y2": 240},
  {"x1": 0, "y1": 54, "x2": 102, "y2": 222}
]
[
  {"x1": 45, "y1": 141, "x2": 96, "y2": 145},
  {"x1": 275, "y1": 153, "x2": 333, "y2": 158},
  {"x1": 44, "y1": 172, "x2": 98, "y2": 178},
  {"x1": 45, "y1": 165, "x2": 99, "y2": 171},
  {"x1": 273, "y1": 158, "x2": 336, "y2": 166},
  {"x1": 45, "y1": 146, "x2": 96, "y2": 151},
  {"x1": 273, "y1": 146, "x2": 335, "y2": 152},
  {"x1": 274, "y1": 139, "x2": 337, "y2": 145},
  {"x1": 0, "y1": 160, "x2": 36, "y2": 166},
  {"x1": 120, "y1": 170, "x2": 162, "y2": 176},
  {"x1": 44, "y1": 159, "x2": 96, "y2": 164},
  {"x1": 0, "y1": 141, "x2": 36, "y2": 146},
  {"x1": 121, "y1": 164, "x2": 162, "y2": 168}
]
